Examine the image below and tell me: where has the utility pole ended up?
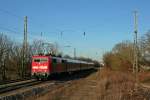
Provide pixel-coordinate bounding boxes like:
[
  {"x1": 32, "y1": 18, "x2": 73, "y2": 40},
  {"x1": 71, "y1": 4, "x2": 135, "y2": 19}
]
[
  {"x1": 74, "y1": 48, "x2": 76, "y2": 59},
  {"x1": 22, "y1": 16, "x2": 27, "y2": 78},
  {"x1": 60, "y1": 31, "x2": 63, "y2": 38},
  {"x1": 133, "y1": 11, "x2": 138, "y2": 73},
  {"x1": 40, "y1": 32, "x2": 43, "y2": 54},
  {"x1": 133, "y1": 11, "x2": 139, "y2": 87},
  {"x1": 24, "y1": 16, "x2": 28, "y2": 54}
]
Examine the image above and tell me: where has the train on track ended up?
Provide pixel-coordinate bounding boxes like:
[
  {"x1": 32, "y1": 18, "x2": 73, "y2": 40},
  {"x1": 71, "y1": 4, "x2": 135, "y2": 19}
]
[{"x1": 31, "y1": 55, "x2": 95, "y2": 80}]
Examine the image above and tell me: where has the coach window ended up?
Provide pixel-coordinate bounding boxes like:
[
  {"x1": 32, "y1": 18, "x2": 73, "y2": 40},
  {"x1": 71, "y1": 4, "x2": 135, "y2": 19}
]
[
  {"x1": 62, "y1": 60, "x2": 66, "y2": 63},
  {"x1": 53, "y1": 59, "x2": 57, "y2": 63}
]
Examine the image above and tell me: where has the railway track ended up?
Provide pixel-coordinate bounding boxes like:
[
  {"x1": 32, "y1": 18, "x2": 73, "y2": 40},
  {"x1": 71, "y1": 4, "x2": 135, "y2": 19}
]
[
  {"x1": 0, "y1": 70, "x2": 96, "y2": 100},
  {"x1": 0, "y1": 78, "x2": 68, "y2": 95},
  {"x1": 0, "y1": 79, "x2": 30, "y2": 85},
  {"x1": 0, "y1": 79, "x2": 42, "y2": 94}
]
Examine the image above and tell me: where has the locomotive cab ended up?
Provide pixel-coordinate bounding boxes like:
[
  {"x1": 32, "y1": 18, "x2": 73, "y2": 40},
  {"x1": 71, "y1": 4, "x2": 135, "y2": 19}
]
[{"x1": 32, "y1": 56, "x2": 51, "y2": 79}]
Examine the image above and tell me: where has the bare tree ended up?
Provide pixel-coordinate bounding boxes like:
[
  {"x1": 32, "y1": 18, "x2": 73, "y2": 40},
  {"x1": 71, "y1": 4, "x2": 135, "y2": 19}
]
[
  {"x1": 139, "y1": 30, "x2": 150, "y2": 66},
  {"x1": 32, "y1": 40, "x2": 44, "y2": 55},
  {"x1": 0, "y1": 33, "x2": 13, "y2": 80},
  {"x1": 103, "y1": 41, "x2": 134, "y2": 71},
  {"x1": 31, "y1": 40, "x2": 60, "y2": 56}
]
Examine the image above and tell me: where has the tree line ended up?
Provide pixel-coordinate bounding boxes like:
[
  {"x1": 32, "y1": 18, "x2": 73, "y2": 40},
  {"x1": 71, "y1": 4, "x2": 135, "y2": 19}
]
[
  {"x1": 103, "y1": 30, "x2": 150, "y2": 71},
  {"x1": 0, "y1": 33, "x2": 61, "y2": 80},
  {"x1": 0, "y1": 33, "x2": 100, "y2": 80}
]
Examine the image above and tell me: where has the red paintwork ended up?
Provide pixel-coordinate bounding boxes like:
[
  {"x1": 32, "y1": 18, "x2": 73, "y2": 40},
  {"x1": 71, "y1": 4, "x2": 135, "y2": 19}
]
[
  {"x1": 49, "y1": 57, "x2": 52, "y2": 73},
  {"x1": 57, "y1": 63, "x2": 62, "y2": 72},
  {"x1": 32, "y1": 55, "x2": 51, "y2": 74},
  {"x1": 31, "y1": 55, "x2": 94, "y2": 79},
  {"x1": 56, "y1": 59, "x2": 62, "y2": 72}
]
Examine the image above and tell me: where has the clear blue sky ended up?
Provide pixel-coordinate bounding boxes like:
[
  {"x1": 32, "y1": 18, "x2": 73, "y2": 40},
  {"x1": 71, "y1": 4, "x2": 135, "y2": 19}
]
[{"x1": 0, "y1": 0, "x2": 150, "y2": 61}]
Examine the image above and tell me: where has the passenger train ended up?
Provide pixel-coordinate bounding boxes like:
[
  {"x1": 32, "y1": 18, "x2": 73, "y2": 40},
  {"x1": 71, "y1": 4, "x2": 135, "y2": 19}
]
[{"x1": 31, "y1": 55, "x2": 94, "y2": 79}]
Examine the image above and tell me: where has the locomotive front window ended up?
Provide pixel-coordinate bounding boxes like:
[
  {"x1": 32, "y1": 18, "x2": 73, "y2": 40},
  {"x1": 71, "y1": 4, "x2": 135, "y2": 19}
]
[
  {"x1": 34, "y1": 58, "x2": 40, "y2": 62},
  {"x1": 33, "y1": 58, "x2": 48, "y2": 62},
  {"x1": 40, "y1": 58, "x2": 48, "y2": 62}
]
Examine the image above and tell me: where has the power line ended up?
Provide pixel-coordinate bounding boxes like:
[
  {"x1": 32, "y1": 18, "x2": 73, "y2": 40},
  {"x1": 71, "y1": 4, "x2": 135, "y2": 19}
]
[
  {"x1": 0, "y1": 8, "x2": 43, "y2": 32},
  {"x1": 0, "y1": 26, "x2": 21, "y2": 34},
  {"x1": 0, "y1": 8, "x2": 23, "y2": 20},
  {"x1": 0, "y1": 8, "x2": 89, "y2": 41},
  {"x1": 0, "y1": 8, "x2": 43, "y2": 39}
]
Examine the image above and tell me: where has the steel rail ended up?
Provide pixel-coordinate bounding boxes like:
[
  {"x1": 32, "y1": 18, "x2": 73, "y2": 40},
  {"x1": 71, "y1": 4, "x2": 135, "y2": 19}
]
[{"x1": 0, "y1": 80, "x2": 41, "y2": 94}]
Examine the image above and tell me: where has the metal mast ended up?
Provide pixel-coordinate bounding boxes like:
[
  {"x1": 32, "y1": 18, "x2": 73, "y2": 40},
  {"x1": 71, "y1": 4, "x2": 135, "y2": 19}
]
[
  {"x1": 22, "y1": 16, "x2": 27, "y2": 78},
  {"x1": 133, "y1": 11, "x2": 138, "y2": 74},
  {"x1": 24, "y1": 16, "x2": 28, "y2": 57},
  {"x1": 74, "y1": 48, "x2": 76, "y2": 59}
]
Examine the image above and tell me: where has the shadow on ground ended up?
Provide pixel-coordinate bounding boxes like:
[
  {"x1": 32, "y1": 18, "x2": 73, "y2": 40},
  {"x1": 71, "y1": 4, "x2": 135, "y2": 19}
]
[{"x1": 48, "y1": 69, "x2": 98, "y2": 82}]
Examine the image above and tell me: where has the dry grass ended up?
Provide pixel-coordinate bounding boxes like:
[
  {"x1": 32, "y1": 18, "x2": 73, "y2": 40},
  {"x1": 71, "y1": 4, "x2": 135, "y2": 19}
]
[
  {"x1": 34, "y1": 68, "x2": 150, "y2": 100},
  {"x1": 139, "y1": 71, "x2": 150, "y2": 83},
  {"x1": 97, "y1": 68, "x2": 135, "y2": 100}
]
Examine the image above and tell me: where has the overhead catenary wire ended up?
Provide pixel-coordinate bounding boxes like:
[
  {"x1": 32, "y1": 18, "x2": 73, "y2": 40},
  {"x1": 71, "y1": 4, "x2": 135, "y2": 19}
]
[
  {"x1": 0, "y1": 8, "x2": 23, "y2": 20},
  {"x1": 0, "y1": 26, "x2": 21, "y2": 34},
  {"x1": 0, "y1": 8, "x2": 23, "y2": 35},
  {"x1": 0, "y1": 8, "x2": 43, "y2": 35},
  {"x1": 0, "y1": 8, "x2": 88, "y2": 43}
]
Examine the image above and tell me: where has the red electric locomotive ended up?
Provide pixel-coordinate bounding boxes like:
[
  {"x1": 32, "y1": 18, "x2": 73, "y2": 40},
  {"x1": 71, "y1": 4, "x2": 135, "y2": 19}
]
[
  {"x1": 31, "y1": 55, "x2": 94, "y2": 79},
  {"x1": 32, "y1": 55, "x2": 50, "y2": 79}
]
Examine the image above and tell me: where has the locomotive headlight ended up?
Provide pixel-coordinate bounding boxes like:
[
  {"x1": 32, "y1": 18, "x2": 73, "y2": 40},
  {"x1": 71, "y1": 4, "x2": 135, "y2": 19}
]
[
  {"x1": 39, "y1": 66, "x2": 47, "y2": 69},
  {"x1": 32, "y1": 66, "x2": 38, "y2": 69}
]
